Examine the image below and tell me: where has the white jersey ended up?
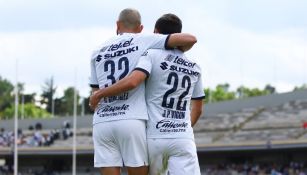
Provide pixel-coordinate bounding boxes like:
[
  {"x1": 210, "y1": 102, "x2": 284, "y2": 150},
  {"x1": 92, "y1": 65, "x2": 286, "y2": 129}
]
[
  {"x1": 90, "y1": 33, "x2": 170, "y2": 125},
  {"x1": 135, "y1": 49, "x2": 205, "y2": 139}
]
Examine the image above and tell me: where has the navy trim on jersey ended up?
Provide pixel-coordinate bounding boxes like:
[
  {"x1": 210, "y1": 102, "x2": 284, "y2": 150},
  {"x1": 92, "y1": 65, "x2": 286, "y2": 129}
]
[
  {"x1": 164, "y1": 34, "x2": 173, "y2": 50},
  {"x1": 90, "y1": 84, "x2": 99, "y2": 88},
  {"x1": 191, "y1": 95, "x2": 206, "y2": 100},
  {"x1": 134, "y1": 67, "x2": 150, "y2": 78}
]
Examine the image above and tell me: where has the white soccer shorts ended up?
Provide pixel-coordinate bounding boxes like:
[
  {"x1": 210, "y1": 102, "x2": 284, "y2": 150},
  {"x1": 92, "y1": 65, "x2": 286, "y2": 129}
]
[
  {"x1": 93, "y1": 119, "x2": 148, "y2": 168},
  {"x1": 148, "y1": 138, "x2": 201, "y2": 175}
]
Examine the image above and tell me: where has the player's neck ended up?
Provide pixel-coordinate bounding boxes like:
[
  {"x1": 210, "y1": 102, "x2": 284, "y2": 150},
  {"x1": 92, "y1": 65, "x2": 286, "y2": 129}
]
[{"x1": 118, "y1": 29, "x2": 139, "y2": 35}]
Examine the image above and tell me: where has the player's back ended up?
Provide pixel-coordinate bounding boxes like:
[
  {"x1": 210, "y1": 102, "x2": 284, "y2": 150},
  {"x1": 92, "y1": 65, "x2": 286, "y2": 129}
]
[
  {"x1": 90, "y1": 33, "x2": 168, "y2": 125},
  {"x1": 142, "y1": 49, "x2": 204, "y2": 139}
]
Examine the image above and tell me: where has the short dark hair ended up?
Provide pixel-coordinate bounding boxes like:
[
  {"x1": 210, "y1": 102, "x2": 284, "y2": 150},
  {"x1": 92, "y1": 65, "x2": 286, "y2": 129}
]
[{"x1": 154, "y1": 13, "x2": 182, "y2": 34}]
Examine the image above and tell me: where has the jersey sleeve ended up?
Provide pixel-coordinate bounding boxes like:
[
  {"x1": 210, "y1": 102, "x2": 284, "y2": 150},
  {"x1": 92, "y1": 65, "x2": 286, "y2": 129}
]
[
  {"x1": 134, "y1": 50, "x2": 154, "y2": 78},
  {"x1": 141, "y1": 34, "x2": 171, "y2": 50},
  {"x1": 192, "y1": 73, "x2": 205, "y2": 100},
  {"x1": 89, "y1": 51, "x2": 99, "y2": 88}
]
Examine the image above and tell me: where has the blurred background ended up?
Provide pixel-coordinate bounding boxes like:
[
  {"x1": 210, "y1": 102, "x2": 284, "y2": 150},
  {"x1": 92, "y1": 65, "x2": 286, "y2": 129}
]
[{"x1": 0, "y1": 0, "x2": 307, "y2": 174}]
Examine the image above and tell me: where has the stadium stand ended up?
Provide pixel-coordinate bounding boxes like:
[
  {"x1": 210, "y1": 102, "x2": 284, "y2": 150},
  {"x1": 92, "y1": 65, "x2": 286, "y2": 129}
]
[{"x1": 1, "y1": 89, "x2": 307, "y2": 174}]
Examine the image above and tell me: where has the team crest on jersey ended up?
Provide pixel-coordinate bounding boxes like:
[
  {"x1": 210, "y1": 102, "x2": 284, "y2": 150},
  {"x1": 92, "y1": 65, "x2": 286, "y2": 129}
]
[{"x1": 164, "y1": 54, "x2": 175, "y2": 62}]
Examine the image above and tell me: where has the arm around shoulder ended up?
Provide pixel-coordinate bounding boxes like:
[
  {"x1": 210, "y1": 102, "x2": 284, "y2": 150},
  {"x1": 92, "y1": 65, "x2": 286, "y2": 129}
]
[
  {"x1": 166, "y1": 33, "x2": 197, "y2": 50},
  {"x1": 89, "y1": 70, "x2": 147, "y2": 110}
]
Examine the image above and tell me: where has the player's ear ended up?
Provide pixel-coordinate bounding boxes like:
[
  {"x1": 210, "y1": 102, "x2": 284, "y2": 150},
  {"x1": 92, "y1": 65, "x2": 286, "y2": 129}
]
[
  {"x1": 154, "y1": 28, "x2": 159, "y2": 34},
  {"x1": 138, "y1": 24, "x2": 144, "y2": 33},
  {"x1": 116, "y1": 21, "x2": 121, "y2": 35}
]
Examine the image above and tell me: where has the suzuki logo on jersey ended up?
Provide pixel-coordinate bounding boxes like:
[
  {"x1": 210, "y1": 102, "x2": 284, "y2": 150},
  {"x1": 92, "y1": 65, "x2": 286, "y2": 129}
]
[
  {"x1": 101, "y1": 38, "x2": 138, "y2": 59},
  {"x1": 160, "y1": 62, "x2": 169, "y2": 70},
  {"x1": 104, "y1": 46, "x2": 138, "y2": 59},
  {"x1": 108, "y1": 38, "x2": 134, "y2": 51},
  {"x1": 170, "y1": 65, "x2": 200, "y2": 77},
  {"x1": 96, "y1": 55, "x2": 102, "y2": 62}
]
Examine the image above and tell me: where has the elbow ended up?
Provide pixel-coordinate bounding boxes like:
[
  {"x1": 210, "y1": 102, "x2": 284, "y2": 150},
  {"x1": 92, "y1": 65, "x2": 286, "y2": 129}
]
[
  {"x1": 127, "y1": 80, "x2": 139, "y2": 90},
  {"x1": 195, "y1": 108, "x2": 203, "y2": 117},
  {"x1": 190, "y1": 35, "x2": 197, "y2": 45},
  {"x1": 186, "y1": 35, "x2": 197, "y2": 46}
]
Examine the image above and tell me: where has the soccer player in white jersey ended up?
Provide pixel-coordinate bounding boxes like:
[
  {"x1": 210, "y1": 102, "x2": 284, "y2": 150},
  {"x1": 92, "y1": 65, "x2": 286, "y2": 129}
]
[
  {"x1": 90, "y1": 13, "x2": 204, "y2": 175},
  {"x1": 89, "y1": 8, "x2": 197, "y2": 175}
]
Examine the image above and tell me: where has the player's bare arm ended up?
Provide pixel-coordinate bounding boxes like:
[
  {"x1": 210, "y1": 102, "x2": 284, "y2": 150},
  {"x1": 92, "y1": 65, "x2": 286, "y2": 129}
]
[
  {"x1": 177, "y1": 44, "x2": 193, "y2": 52},
  {"x1": 89, "y1": 33, "x2": 197, "y2": 110},
  {"x1": 190, "y1": 99, "x2": 203, "y2": 127},
  {"x1": 89, "y1": 70, "x2": 147, "y2": 110},
  {"x1": 167, "y1": 33, "x2": 197, "y2": 51}
]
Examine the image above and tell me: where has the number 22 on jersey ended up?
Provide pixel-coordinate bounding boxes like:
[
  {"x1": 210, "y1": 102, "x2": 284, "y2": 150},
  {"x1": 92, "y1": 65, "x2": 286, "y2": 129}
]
[{"x1": 162, "y1": 72, "x2": 191, "y2": 111}]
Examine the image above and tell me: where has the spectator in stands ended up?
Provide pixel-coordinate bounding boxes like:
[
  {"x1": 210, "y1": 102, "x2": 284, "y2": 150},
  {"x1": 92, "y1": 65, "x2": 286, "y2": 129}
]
[
  {"x1": 0, "y1": 128, "x2": 5, "y2": 146},
  {"x1": 63, "y1": 120, "x2": 70, "y2": 129},
  {"x1": 35, "y1": 122, "x2": 43, "y2": 130},
  {"x1": 44, "y1": 129, "x2": 58, "y2": 146},
  {"x1": 7, "y1": 131, "x2": 13, "y2": 147},
  {"x1": 17, "y1": 128, "x2": 26, "y2": 145},
  {"x1": 201, "y1": 162, "x2": 307, "y2": 175},
  {"x1": 28, "y1": 125, "x2": 34, "y2": 131},
  {"x1": 26, "y1": 123, "x2": 46, "y2": 147},
  {"x1": 0, "y1": 128, "x2": 4, "y2": 134},
  {"x1": 62, "y1": 121, "x2": 72, "y2": 140},
  {"x1": 33, "y1": 129, "x2": 45, "y2": 146},
  {"x1": 0, "y1": 137, "x2": 4, "y2": 147}
]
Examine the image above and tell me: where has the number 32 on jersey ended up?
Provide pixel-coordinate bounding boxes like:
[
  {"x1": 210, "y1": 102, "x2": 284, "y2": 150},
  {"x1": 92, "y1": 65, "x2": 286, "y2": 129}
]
[{"x1": 103, "y1": 57, "x2": 129, "y2": 87}]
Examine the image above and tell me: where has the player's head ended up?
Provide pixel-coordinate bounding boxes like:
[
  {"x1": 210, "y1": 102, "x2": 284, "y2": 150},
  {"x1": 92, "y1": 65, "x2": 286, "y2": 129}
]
[
  {"x1": 154, "y1": 13, "x2": 182, "y2": 34},
  {"x1": 117, "y1": 8, "x2": 143, "y2": 34}
]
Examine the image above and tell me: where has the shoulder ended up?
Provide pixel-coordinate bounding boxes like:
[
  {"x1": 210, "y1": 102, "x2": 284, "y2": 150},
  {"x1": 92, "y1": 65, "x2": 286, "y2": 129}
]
[
  {"x1": 150, "y1": 48, "x2": 173, "y2": 55},
  {"x1": 142, "y1": 48, "x2": 169, "y2": 58},
  {"x1": 90, "y1": 35, "x2": 119, "y2": 60},
  {"x1": 135, "y1": 33, "x2": 166, "y2": 40}
]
